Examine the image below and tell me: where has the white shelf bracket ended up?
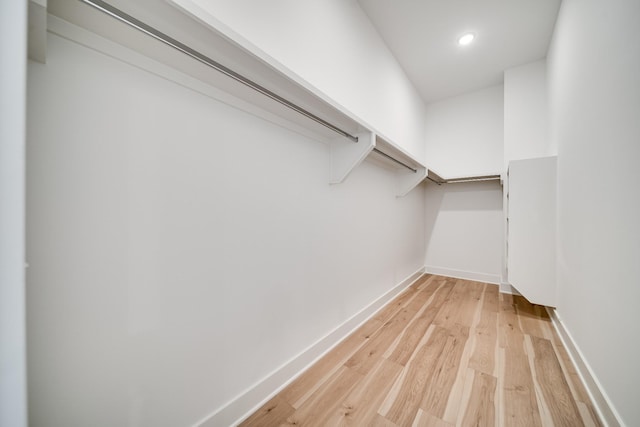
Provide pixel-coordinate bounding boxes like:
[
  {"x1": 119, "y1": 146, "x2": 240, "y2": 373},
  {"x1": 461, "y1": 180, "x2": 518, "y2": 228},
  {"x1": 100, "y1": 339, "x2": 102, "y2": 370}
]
[
  {"x1": 328, "y1": 131, "x2": 375, "y2": 184},
  {"x1": 396, "y1": 166, "x2": 427, "y2": 197}
]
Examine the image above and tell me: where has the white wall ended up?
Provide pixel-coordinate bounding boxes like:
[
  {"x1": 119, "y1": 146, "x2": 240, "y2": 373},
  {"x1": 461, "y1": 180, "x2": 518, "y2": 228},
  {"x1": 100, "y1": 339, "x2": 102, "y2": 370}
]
[
  {"x1": 548, "y1": 0, "x2": 640, "y2": 424},
  {"x1": 424, "y1": 181, "x2": 503, "y2": 284},
  {"x1": 504, "y1": 59, "x2": 553, "y2": 169},
  {"x1": 26, "y1": 32, "x2": 425, "y2": 427},
  {"x1": 0, "y1": 1, "x2": 28, "y2": 426},
  {"x1": 502, "y1": 59, "x2": 554, "y2": 290},
  {"x1": 170, "y1": 0, "x2": 427, "y2": 163},
  {"x1": 424, "y1": 85, "x2": 504, "y2": 178},
  {"x1": 422, "y1": 85, "x2": 504, "y2": 286}
]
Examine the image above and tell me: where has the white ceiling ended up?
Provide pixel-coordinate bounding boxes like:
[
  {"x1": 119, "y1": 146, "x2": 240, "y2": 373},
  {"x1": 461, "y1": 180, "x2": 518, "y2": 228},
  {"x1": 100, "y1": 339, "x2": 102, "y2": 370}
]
[{"x1": 358, "y1": 0, "x2": 561, "y2": 103}]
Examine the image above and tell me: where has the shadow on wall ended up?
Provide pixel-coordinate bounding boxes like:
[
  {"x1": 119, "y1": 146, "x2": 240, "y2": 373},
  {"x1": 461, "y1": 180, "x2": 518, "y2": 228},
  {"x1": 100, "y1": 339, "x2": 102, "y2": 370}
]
[
  {"x1": 424, "y1": 180, "x2": 503, "y2": 281},
  {"x1": 427, "y1": 181, "x2": 503, "y2": 211},
  {"x1": 425, "y1": 180, "x2": 503, "y2": 240}
]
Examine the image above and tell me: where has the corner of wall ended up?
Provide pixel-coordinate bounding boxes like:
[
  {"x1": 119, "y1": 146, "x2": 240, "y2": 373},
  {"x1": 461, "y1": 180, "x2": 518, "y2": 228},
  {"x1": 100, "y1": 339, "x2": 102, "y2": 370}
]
[
  {"x1": 546, "y1": 308, "x2": 624, "y2": 427},
  {"x1": 197, "y1": 268, "x2": 425, "y2": 427}
]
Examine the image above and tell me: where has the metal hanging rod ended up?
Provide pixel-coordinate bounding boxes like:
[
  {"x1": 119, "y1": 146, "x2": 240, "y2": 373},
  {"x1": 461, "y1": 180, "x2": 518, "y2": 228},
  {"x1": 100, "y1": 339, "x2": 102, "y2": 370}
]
[
  {"x1": 80, "y1": 0, "x2": 360, "y2": 143},
  {"x1": 372, "y1": 148, "x2": 417, "y2": 173},
  {"x1": 426, "y1": 173, "x2": 501, "y2": 185},
  {"x1": 445, "y1": 175, "x2": 501, "y2": 183}
]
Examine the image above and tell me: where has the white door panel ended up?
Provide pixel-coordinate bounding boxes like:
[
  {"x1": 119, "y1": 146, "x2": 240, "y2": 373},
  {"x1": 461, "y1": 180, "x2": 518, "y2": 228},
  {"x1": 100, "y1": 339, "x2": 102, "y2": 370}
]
[{"x1": 507, "y1": 156, "x2": 557, "y2": 307}]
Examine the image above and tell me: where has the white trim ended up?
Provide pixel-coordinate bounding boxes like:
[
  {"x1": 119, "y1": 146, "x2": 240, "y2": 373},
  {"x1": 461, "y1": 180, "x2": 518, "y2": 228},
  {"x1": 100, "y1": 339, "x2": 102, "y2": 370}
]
[
  {"x1": 424, "y1": 266, "x2": 500, "y2": 284},
  {"x1": 1, "y1": 1, "x2": 27, "y2": 426},
  {"x1": 194, "y1": 267, "x2": 425, "y2": 427},
  {"x1": 546, "y1": 308, "x2": 624, "y2": 427},
  {"x1": 499, "y1": 282, "x2": 522, "y2": 295}
]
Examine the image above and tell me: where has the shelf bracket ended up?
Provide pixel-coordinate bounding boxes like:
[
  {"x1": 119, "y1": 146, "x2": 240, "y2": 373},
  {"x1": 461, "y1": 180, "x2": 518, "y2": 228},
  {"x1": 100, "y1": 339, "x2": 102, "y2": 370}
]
[
  {"x1": 396, "y1": 166, "x2": 427, "y2": 197},
  {"x1": 329, "y1": 131, "x2": 375, "y2": 184}
]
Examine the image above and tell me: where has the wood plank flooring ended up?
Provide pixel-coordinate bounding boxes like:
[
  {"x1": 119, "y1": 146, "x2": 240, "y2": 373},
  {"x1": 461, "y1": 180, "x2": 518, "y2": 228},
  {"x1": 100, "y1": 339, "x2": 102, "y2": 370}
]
[{"x1": 239, "y1": 275, "x2": 601, "y2": 427}]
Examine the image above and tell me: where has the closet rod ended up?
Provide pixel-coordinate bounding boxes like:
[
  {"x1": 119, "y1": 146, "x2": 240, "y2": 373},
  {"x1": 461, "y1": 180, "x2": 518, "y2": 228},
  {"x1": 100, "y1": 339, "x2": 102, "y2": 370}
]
[
  {"x1": 372, "y1": 148, "x2": 417, "y2": 173},
  {"x1": 80, "y1": 0, "x2": 360, "y2": 143},
  {"x1": 426, "y1": 174, "x2": 501, "y2": 185},
  {"x1": 445, "y1": 175, "x2": 501, "y2": 183}
]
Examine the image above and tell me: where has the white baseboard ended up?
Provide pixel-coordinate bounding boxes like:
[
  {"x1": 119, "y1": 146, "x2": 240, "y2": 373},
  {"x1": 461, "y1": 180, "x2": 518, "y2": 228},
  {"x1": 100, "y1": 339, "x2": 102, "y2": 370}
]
[
  {"x1": 424, "y1": 266, "x2": 500, "y2": 285},
  {"x1": 499, "y1": 282, "x2": 522, "y2": 295},
  {"x1": 546, "y1": 308, "x2": 623, "y2": 427},
  {"x1": 195, "y1": 267, "x2": 425, "y2": 427}
]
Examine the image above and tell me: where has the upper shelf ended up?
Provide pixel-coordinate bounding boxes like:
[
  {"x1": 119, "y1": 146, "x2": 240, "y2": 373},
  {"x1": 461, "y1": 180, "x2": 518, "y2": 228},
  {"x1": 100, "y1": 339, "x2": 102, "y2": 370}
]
[
  {"x1": 426, "y1": 169, "x2": 503, "y2": 185},
  {"x1": 45, "y1": 0, "x2": 427, "y2": 195},
  {"x1": 48, "y1": 0, "x2": 363, "y2": 141},
  {"x1": 372, "y1": 137, "x2": 427, "y2": 196}
]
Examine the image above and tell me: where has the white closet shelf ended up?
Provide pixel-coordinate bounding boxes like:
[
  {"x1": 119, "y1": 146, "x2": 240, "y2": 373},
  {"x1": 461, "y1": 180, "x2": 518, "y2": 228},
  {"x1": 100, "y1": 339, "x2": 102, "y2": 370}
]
[
  {"x1": 329, "y1": 133, "x2": 428, "y2": 197},
  {"x1": 426, "y1": 170, "x2": 502, "y2": 185},
  {"x1": 45, "y1": 0, "x2": 426, "y2": 196},
  {"x1": 48, "y1": 0, "x2": 362, "y2": 142},
  {"x1": 371, "y1": 137, "x2": 427, "y2": 197}
]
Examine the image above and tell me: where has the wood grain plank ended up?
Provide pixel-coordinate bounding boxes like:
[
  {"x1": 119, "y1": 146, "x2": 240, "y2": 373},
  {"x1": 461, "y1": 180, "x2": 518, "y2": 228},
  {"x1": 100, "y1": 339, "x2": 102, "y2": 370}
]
[
  {"x1": 549, "y1": 333, "x2": 594, "y2": 405},
  {"x1": 370, "y1": 414, "x2": 399, "y2": 427},
  {"x1": 284, "y1": 366, "x2": 362, "y2": 426},
  {"x1": 239, "y1": 395, "x2": 294, "y2": 427},
  {"x1": 501, "y1": 292, "x2": 541, "y2": 427},
  {"x1": 480, "y1": 284, "x2": 500, "y2": 314},
  {"x1": 413, "y1": 274, "x2": 435, "y2": 290},
  {"x1": 373, "y1": 283, "x2": 422, "y2": 323},
  {"x1": 280, "y1": 317, "x2": 383, "y2": 408},
  {"x1": 503, "y1": 349, "x2": 541, "y2": 426},
  {"x1": 461, "y1": 371, "x2": 497, "y2": 427},
  {"x1": 440, "y1": 283, "x2": 486, "y2": 424},
  {"x1": 419, "y1": 324, "x2": 470, "y2": 418},
  {"x1": 242, "y1": 276, "x2": 601, "y2": 427},
  {"x1": 412, "y1": 409, "x2": 454, "y2": 427},
  {"x1": 431, "y1": 280, "x2": 467, "y2": 327},
  {"x1": 550, "y1": 338, "x2": 602, "y2": 425},
  {"x1": 433, "y1": 280, "x2": 484, "y2": 328},
  {"x1": 523, "y1": 335, "x2": 554, "y2": 425},
  {"x1": 325, "y1": 358, "x2": 402, "y2": 426},
  {"x1": 530, "y1": 336, "x2": 584, "y2": 427},
  {"x1": 469, "y1": 285, "x2": 499, "y2": 376},
  {"x1": 468, "y1": 316, "x2": 498, "y2": 375},
  {"x1": 577, "y1": 401, "x2": 601, "y2": 427},
  {"x1": 499, "y1": 293, "x2": 522, "y2": 350},
  {"x1": 382, "y1": 326, "x2": 450, "y2": 426},
  {"x1": 346, "y1": 286, "x2": 433, "y2": 375},
  {"x1": 496, "y1": 347, "x2": 505, "y2": 427},
  {"x1": 513, "y1": 295, "x2": 550, "y2": 339},
  {"x1": 387, "y1": 280, "x2": 455, "y2": 366}
]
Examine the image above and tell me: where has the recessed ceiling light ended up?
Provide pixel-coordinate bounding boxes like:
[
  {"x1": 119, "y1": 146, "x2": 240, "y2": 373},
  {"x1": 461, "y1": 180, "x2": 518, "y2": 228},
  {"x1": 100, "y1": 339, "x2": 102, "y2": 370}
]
[{"x1": 458, "y1": 33, "x2": 475, "y2": 46}]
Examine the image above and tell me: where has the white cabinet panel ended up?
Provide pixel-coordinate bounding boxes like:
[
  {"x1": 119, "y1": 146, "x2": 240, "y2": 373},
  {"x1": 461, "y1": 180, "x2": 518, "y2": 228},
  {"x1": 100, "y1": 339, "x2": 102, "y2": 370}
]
[{"x1": 507, "y1": 156, "x2": 557, "y2": 306}]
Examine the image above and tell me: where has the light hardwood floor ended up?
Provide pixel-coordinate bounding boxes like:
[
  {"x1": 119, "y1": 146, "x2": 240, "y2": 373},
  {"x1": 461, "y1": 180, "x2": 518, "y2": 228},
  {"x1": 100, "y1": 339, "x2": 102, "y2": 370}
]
[{"x1": 239, "y1": 274, "x2": 601, "y2": 427}]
